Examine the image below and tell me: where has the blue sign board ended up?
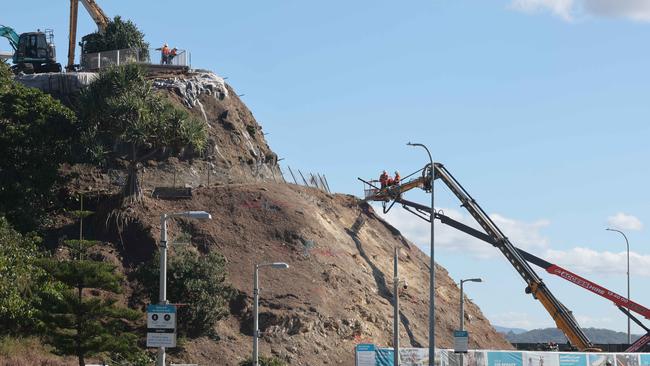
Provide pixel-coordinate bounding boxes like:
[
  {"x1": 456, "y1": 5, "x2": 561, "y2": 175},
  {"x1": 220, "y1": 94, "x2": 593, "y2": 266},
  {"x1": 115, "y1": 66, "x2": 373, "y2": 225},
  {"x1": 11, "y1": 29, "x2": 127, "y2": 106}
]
[
  {"x1": 488, "y1": 352, "x2": 523, "y2": 366},
  {"x1": 147, "y1": 304, "x2": 176, "y2": 313}
]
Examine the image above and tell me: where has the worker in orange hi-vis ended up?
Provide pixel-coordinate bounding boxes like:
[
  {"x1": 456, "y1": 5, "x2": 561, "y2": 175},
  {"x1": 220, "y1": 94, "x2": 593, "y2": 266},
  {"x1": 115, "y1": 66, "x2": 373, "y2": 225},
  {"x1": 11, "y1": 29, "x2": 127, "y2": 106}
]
[
  {"x1": 379, "y1": 170, "x2": 389, "y2": 188},
  {"x1": 393, "y1": 171, "x2": 401, "y2": 186},
  {"x1": 156, "y1": 43, "x2": 171, "y2": 64}
]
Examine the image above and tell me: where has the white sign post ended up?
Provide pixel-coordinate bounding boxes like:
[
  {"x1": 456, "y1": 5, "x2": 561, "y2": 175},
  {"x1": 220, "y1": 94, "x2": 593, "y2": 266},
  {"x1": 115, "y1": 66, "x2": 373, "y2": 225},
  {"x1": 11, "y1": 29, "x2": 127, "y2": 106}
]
[
  {"x1": 454, "y1": 330, "x2": 468, "y2": 353},
  {"x1": 146, "y1": 304, "x2": 177, "y2": 348}
]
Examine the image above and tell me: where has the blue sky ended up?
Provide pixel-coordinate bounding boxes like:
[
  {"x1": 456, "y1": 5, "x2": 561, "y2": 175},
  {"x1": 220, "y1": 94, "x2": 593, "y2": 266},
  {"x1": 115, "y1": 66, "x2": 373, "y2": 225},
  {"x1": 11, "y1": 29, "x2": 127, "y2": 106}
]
[{"x1": 4, "y1": 1, "x2": 650, "y2": 335}]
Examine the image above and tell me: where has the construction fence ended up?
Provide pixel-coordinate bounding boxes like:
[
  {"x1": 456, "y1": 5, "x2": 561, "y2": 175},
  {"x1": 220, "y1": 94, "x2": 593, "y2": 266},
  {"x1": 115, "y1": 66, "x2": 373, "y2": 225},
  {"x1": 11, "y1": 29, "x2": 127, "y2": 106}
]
[
  {"x1": 81, "y1": 47, "x2": 190, "y2": 70},
  {"x1": 355, "y1": 346, "x2": 650, "y2": 366}
]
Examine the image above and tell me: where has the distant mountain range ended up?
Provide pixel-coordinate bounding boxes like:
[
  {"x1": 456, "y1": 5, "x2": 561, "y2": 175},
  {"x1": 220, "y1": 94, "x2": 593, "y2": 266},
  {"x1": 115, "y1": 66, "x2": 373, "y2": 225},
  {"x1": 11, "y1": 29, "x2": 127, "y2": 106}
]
[
  {"x1": 496, "y1": 327, "x2": 642, "y2": 344},
  {"x1": 494, "y1": 325, "x2": 528, "y2": 335}
]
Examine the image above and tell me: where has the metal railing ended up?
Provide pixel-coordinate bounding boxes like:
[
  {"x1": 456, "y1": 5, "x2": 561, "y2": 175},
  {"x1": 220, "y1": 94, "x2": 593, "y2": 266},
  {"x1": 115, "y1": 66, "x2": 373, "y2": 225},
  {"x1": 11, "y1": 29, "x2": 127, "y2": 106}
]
[{"x1": 81, "y1": 47, "x2": 190, "y2": 70}]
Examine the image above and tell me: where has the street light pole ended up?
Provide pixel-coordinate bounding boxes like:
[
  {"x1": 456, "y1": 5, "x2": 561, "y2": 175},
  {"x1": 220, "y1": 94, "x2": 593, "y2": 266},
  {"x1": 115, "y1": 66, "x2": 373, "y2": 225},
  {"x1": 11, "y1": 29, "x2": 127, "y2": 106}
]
[
  {"x1": 459, "y1": 278, "x2": 483, "y2": 331},
  {"x1": 156, "y1": 211, "x2": 212, "y2": 366},
  {"x1": 407, "y1": 142, "x2": 434, "y2": 366},
  {"x1": 253, "y1": 262, "x2": 289, "y2": 366},
  {"x1": 157, "y1": 214, "x2": 168, "y2": 366},
  {"x1": 393, "y1": 246, "x2": 400, "y2": 366},
  {"x1": 459, "y1": 278, "x2": 482, "y2": 366},
  {"x1": 606, "y1": 228, "x2": 631, "y2": 344}
]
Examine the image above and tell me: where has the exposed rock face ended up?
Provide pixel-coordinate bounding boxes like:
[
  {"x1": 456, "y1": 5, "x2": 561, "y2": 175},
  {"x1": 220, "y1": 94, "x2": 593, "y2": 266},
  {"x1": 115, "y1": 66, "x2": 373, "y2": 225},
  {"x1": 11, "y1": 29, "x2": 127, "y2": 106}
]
[{"x1": 152, "y1": 71, "x2": 283, "y2": 185}]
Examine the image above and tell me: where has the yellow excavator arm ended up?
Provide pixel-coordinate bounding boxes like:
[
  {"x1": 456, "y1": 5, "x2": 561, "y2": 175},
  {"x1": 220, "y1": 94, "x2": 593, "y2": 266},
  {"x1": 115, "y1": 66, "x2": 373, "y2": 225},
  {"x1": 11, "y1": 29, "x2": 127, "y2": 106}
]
[{"x1": 67, "y1": 0, "x2": 110, "y2": 70}]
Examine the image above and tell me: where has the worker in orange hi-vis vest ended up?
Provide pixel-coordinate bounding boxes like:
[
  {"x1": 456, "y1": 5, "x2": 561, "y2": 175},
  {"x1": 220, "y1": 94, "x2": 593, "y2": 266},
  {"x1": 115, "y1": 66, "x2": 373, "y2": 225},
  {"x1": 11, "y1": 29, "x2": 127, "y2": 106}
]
[
  {"x1": 393, "y1": 171, "x2": 401, "y2": 186},
  {"x1": 379, "y1": 170, "x2": 389, "y2": 188},
  {"x1": 156, "y1": 43, "x2": 171, "y2": 64}
]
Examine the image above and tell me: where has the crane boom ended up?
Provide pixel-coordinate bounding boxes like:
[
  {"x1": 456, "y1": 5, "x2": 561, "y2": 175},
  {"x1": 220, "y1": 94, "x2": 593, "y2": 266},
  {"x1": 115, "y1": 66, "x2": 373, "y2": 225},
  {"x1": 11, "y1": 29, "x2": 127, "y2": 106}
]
[
  {"x1": 67, "y1": 0, "x2": 110, "y2": 70},
  {"x1": 362, "y1": 163, "x2": 596, "y2": 351},
  {"x1": 374, "y1": 190, "x2": 650, "y2": 352},
  {"x1": 0, "y1": 25, "x2": 20, "y2": 51}
]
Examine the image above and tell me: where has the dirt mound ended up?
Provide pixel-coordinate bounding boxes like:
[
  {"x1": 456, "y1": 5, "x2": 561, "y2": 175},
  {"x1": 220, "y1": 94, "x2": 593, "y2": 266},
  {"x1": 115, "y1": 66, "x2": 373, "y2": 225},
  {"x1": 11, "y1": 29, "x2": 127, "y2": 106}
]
[{"x1": 109, "y1": 182, "x2": 511, "y2": 365}]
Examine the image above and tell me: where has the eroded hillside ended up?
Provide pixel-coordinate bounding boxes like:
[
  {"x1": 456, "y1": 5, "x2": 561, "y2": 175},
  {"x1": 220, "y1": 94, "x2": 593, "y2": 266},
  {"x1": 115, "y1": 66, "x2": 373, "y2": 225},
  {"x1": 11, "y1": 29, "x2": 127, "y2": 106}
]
[
  {"x1": 33, "y1": 69, "x2": 511, "y2": 365},
  {"x1": 92, "y1": 182, "x2": 510, "y2": 365}
]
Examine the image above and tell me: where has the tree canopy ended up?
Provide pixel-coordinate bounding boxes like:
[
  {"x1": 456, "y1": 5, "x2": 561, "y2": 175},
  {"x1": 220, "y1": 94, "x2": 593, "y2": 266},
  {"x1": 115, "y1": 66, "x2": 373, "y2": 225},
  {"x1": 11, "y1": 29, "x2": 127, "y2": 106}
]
[
  {"x1": 77, "y1": 64, "x2": 206, "y2": 201},
  {"x1": 0, "y1": 217, "x2": 61, "y2": 334},
  {"x1": 0, "y1": 63, "x2": 77, "y2": 231},
  {"x1": 82, "y1": 16, "x2": 149, "y2": 54}
]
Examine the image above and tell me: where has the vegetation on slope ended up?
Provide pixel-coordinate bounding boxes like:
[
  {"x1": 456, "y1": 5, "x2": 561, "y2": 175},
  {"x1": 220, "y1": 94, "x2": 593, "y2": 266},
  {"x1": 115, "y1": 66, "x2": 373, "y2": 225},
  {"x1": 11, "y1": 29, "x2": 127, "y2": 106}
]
[
  {"x1": 0, "y1": 63, "x2": 77, "y2": 232},
  {"x1": 77, "y1": 64, "x2": 207, "y2": 203}
]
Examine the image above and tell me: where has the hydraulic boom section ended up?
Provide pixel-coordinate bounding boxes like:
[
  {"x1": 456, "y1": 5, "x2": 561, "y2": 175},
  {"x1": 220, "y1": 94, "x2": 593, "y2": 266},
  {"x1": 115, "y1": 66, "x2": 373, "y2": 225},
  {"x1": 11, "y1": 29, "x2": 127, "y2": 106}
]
[
  {"x1": 433, "y1": 163, "x2": 595, "y2": 351},
  {"x1": 67, "y1": 0, "x2": 110, "y2": 70},
  {"x1": 0, "y1": 25, "x2": 20, "y2": 51}
]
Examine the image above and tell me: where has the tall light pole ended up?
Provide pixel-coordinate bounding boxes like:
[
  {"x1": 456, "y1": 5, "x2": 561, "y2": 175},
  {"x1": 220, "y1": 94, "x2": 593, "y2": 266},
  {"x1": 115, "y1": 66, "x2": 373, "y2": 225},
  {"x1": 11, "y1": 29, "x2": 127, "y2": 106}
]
[
  {"x1": 393, "y1": 246, "x2": 400, "y2": 366},
  {"x1": 157, "y1": 210, "x2": 212, "y2": 366},
  {"x1": 254, "y1": 262, "x2": 289, "y2": 366},
  {"x1": 407, "y1": 142, "x2": 435, "y2": 366},
  {"x1": 606, "y1": 228, "x2": 631, "y2": 344}
]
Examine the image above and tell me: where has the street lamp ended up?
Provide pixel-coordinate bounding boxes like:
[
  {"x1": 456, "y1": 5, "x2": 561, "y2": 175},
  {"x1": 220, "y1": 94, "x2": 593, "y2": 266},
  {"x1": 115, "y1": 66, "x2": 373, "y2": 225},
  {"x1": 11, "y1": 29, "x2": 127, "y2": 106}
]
[
  {"x1": 606, "y1": 228, "x2": 631, "y2": 345},
  {"x1": 459, "y1": 278, "x2": 482, "y2": 331},
  {"x1": 407, "y1": 142, "x2": 435, "y2": 366},
  {"x1": 157, "y1": 210, "x2": 212, "y2": 366},
  {"x1": 253, "y1": 262, "x2": 289, "y2": 366},
  {"x1": 458, "y1": 278, "x2": 482, "y2": 366}
]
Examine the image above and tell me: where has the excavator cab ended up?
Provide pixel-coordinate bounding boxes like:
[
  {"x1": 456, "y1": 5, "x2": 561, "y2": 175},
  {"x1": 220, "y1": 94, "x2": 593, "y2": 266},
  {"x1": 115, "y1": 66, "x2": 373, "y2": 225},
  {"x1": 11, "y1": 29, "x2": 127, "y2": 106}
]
[{"x1": 14, "y1": 30, "x2": 61, "y2": 74}]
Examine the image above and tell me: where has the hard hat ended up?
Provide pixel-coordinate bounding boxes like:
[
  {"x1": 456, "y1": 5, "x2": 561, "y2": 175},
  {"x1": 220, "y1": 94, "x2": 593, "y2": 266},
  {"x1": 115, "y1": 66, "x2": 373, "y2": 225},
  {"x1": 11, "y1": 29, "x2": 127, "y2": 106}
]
[
  {"x1": 395, "y1": 171, "x2": 399, "y2": 175},
  {"x1": 164, "y1": 43, "x2": 168, "y2": 47},
  {"x1": 382, "y1": 170, "x2": 387, "y2": 174}
]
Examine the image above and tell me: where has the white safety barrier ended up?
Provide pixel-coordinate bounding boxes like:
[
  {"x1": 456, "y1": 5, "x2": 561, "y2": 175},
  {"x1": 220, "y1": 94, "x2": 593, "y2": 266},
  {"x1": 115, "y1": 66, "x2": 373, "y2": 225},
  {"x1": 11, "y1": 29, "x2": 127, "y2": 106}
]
[{"x1": 355, "y1": 345, "x2": 650, "y2": 366}]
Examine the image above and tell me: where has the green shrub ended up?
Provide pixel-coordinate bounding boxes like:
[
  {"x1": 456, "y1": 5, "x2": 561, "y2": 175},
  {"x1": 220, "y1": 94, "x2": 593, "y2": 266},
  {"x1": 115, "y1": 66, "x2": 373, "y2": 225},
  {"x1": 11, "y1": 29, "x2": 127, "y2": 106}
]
[{"x1": 136, "y1": 249, "x2": 234, "y2": 337}]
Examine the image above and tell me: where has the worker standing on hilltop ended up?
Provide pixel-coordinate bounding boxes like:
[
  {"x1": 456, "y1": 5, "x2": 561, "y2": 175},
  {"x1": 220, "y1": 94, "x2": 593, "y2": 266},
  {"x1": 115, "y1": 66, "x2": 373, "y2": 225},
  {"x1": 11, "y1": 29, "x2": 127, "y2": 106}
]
[
  {"x1": 156, "y1": 43, "x2": 171, "y2": 64},
  {"x1": 168, "y1": 48, "x2": 178, "y2": 64},
  {"x1": 379, "y1": 170, "x2": 389, "y2": 188}
]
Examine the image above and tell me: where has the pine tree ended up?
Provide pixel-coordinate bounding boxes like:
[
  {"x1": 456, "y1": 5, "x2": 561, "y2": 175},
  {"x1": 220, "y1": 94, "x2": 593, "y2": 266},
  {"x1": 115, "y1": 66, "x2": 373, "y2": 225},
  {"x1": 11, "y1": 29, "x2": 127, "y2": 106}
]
[{"x1": 38, "y1": 193, "x2": 143, "y2": 366}]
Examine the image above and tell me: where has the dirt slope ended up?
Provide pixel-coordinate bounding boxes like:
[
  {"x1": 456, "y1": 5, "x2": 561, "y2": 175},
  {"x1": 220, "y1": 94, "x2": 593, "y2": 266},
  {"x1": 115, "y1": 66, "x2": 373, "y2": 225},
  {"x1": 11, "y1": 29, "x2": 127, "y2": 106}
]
[
  {"x1": 118, "y1": 182, "x2": 511, "y2": 365},
  {"x1": 35, "y1": 69, "x2": 511, "y2": 365}
]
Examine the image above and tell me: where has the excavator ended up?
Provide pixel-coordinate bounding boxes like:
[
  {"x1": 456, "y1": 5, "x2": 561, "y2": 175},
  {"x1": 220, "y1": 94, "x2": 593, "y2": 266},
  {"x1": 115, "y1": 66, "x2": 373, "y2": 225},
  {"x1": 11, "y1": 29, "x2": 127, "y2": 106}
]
[
  {"x1": 361, "y1": 163, "x2": 649, "y2": 352},
  {"x1": 67, "y1": 0, "x2": 110, "y2": 70},
  {"x1": 0, "y1": 25, "x2": 61, "y2": 73}
]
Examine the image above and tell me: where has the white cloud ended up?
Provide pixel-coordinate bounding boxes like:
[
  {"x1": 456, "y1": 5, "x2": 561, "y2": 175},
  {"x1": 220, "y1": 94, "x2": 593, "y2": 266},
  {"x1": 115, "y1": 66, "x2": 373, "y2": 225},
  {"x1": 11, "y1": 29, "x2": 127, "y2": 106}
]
[
  {"x1": 376, "y1": 205, "x2": 550, "y2": 259},
  {"x1": 510, "y1": 0, "x2": 650, "y2": 22},
  {"x1": 607, "y1": 212, "x2": 643, "y2": 231},
  {"x1": 375, "y1": 205, "x2": 494, "y2": 258},
  {"x1": 574, "y1": 314, "x2": 615, "y2": 327},
  {"x1": 489, "y1": 311, "x2": 551, "y2": 329},
  {"x1": 583, "y1": 0, "x2": 650, "y2": 21},
  {"x1": 510, "y1": 0, "x2": 574, "y2": 21},
  {"x1": 491, "y1": 213, "x2": 550, "y2": 252},
  {"x1": 376, "y1": 203, "x2": 650, "y2": 277},
  {"x1": 545, "y1": 247, "x2": 650, "y2": 277}
]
